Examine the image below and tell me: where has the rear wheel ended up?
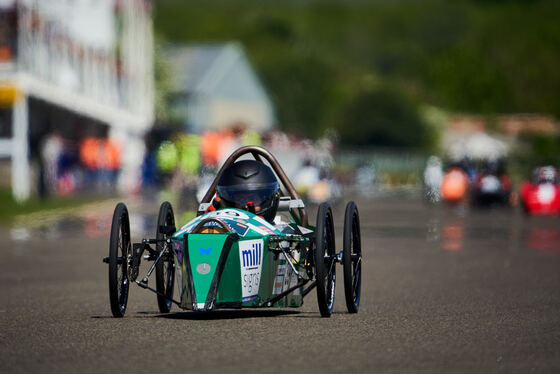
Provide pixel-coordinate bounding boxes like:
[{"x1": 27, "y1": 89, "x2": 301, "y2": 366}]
[
  {"x1": 314, "y1": 202, "x2": 336, "y2": 317},
  {"x1": 108, "y1": 203, "x2": 131, "y2": 318},
  {"x1": 343, "y1": 201, "x2": 362, "y2": 313},
  {"x1": 155, "y1": 201, "x2": 176, "y2": 313}
]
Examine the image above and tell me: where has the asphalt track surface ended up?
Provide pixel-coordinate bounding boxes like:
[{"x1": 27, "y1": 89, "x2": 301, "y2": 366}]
[{"x1": 1, "y1": 195, "x2": 560, "y2": 373}]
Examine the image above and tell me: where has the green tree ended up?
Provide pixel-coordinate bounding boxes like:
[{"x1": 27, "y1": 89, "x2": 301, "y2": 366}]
[
  {"x1": 261, "y1": 56, "x2": 334, "y2": 137},
  {"x1": 154, "y1": 0, "x2": 560, "y2": 143},
  {"x1": 336, "y1": 87, "x2": 434, "y2": 149}
]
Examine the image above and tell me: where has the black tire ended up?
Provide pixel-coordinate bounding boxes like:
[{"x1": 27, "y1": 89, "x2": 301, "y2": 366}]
[
  {"x1": 343, "y1": 201, "x2": 362, "y2": 313},
  {"x1": 155, "y1": 201, "x2": 176, "y2": 313},
  {"x1": 108, "y1": 203, "x2": 131, "y2": 318},
  {"x1": 315, "y1": 202, "x2": 336, "y2": 317}
]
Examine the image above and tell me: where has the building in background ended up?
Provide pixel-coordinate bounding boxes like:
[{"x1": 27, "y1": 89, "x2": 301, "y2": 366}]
[
  {"x1": 0, "y1": 0, "x2": 154, "y2": 200},
  {"x1": 167, "y1": 43, "x2": 275, "y2": 134}
]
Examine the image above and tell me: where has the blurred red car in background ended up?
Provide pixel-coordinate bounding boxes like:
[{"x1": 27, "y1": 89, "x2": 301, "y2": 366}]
[{"x1": 520, "y1": 166, "x2": 560, "y2": 215}]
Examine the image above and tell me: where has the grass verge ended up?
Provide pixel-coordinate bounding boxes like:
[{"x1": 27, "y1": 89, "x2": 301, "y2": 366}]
[{"x1": 0, "y1": 187, "x2": 101, "y2": 225}]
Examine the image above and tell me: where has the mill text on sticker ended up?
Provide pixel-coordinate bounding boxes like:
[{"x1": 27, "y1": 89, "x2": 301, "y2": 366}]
[{"x1": 239, "y1": 240, "x2": 264, "y2": 302}]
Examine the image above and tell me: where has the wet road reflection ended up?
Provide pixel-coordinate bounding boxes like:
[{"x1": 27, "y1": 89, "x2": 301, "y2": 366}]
[
  {"x1": 7, "y1": 199, "x2": 160, "y2": 242},
  {"x1": 527, "y1": 227, "x2": 560, "y2": 255},
  {"x1": 365, "y1": 197, "x2": 560, "y2": 256},
  {"x1": 441, "y1": 218, "x2": 465, "y2": 251},
  {"x1": 2, "y1": 194, "x2": 560, "y2": 373},
  {"x1": 5, "y1": 196, "x2": 560, "y2": 257}
]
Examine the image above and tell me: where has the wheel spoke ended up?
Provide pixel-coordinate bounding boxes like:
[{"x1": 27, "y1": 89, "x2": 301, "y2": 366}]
[
  {"x1": 119, "y1": 221, "x2": 130, "y2": 306},
  {"x1": 165, "y1": 260, "x2": 174, "y2": 298},
  {"x1": 327, "y1": 257, "x2": 336, "y2": 274},
  {"x1": 352, "y1": 267, "x2": 361, "y2": 294}
]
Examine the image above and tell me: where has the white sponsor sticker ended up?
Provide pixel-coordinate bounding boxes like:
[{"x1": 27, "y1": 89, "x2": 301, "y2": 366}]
[
  {"x1": 297, "y1": 225, "x2": 313, "y2": 235},
  {"x1": 272, "y1": 261, "x2": 287, "y2": 295},
  {"x1": 239, "y1": 239, "x2": 264, "y2": 302},
  {"x1": 246, "y1": 222, "x2": 273, "y2": 236},
  {"x1": 282, "y1": 266, "x2": 292, "y2": 292},
  {"x1": 277, "y1": 261, "x2": 287, "y2": 276},
  {"x1": 538, "y1": 184, "x2": 555, "y2": 204},
  {"x1": 209, "y1": 209, "x2": 250, "y2": 220},
  {"x1": 253, "y1": 215, "x2": 278, "y2": 232},
  {"x1": 289, "y1": 270, "x2": 300, "y2": 295}
]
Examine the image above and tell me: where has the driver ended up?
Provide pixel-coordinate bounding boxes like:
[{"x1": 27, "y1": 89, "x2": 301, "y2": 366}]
[
  {"x1": 535, "y1": 166, "x2": 558, "y2": 184},
  {"x1": 216, "y1": 160, "x2": 280, "y2": 223}
]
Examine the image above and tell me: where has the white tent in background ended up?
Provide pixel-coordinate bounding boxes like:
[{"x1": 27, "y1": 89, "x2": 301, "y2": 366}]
[{"x1": 447, "y1": 132, "x2": 508, "y2": 161}]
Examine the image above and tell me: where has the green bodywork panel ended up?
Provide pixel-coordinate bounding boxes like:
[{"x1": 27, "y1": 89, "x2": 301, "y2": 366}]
[
  {"x1": 171, "y1": 208, "x2": 309, "y2": 311},
  {"x1": 187, "y1": 234, "x2": 230, "y2": 309},
  {"x1": 216, "y1": 242, "x2": 241, "y2": 304}
]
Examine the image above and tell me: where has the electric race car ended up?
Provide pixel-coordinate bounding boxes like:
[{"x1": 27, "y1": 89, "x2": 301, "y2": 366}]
[
  {"x1": 103, "y1": 146, "x2": 362, "y2": 318},
  {"x1": 520, "y1": 166, "x2": 560, "y2": 215},
  {"x1": 471, "y1": 160, "x2": 513, "y2": 207}
]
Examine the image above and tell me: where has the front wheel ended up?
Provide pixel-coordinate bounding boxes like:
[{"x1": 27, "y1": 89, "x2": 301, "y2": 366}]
[
  {"x1": 155, "y1": 201, "x2": 176, "y2": 313},
  {"x1": 108, "y1": 203, "x2": 131, "y2": 318},
  {"x1": 314, "y1": 202, "x2": 336, "y2": 317},
  {"x1": 343, "y1": 201, "x2": 362, "y2": 313}
]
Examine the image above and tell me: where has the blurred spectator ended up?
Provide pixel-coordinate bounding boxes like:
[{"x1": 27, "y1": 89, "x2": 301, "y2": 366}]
[
  {"x1": 40, "y1": 131, "x2": 81, "y2": 196},
  {"x1": 80, "y1": 136, "x2": 100, "y2": 187},
  {"x1": 534, "y1": 166, "x2": 558, "y2": 185},
  {"x1": 141, "y1": 148, "x2": 158, "y2": 189},
  {"x1": 40, "y1": 131, "x2": 64, "y2": 196},
  {"x1": 441, "y1": 167, "x2": 469, "y2": 203},
  {"x1": 176, "y1": 133, "x2": 201, "y2": 176},
  {"x1": 141, "y1": 136, "x2": 158, "y2": 189},
  {"x1": 459, "y1": 156, "x2": 477, "y2": 185},
  {"x1": 56, "y1": 138, "x2": 77, "y2": 196},
  {"x1": 116, "y1": 134, "x2": 142, "y2": 194},
  {"x1": 314, "y1": 136, "x2": 335, "y2": 174},
  {"x1": 201, "y1": 131, "x2": 221, "y2": 167},
  {"x1": 148, "y1": 127, "x2": 345, "y2": 206},
  {"x1": 102, "y1": 137, "x2": 122, "y2": 189},
  {"x1": 424, "y1": 156, "x2": 443, "y2": 202},
  {"x1": 218, "y1": 126, "x2": 242, "y2": 166},
  {"x1": 79, "y1": 136, "x2": 122, "y2": 192},
  {"x1": 156, "y1": 140, "x2": 178, "y2": 175},
  {"x1": 294, "y1": 159, "x2": 320, "y2": 196},
  {"x1": 241, "y1": 128, "x2": 261, "y2": 146}
]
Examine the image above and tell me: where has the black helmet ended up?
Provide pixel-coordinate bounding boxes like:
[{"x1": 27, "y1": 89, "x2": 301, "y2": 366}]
[{"x1": 217, "y1": 160, "x2": 280, "y2": 222}]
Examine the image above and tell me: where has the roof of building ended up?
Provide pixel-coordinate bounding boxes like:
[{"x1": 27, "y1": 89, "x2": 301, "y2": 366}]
[
  {"x1": 167, "y1": 44, "x2": 225, "y2": 93},
  {"x1": 167, "y1": 42, "x2": 270, "y2": 102}
]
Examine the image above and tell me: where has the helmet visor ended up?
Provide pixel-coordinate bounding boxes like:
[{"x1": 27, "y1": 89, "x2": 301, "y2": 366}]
[{"x1": 218, "y1": 182, "x2": 279, "y2": 207}]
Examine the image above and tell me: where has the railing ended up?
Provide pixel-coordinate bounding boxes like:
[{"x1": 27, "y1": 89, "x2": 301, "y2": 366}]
[
  {"x1": 13, "y1": 0, "x2": 153, "y2": 129},
  {"x1": 0, "y1": 0, "x2": 155, "y2": 201}
]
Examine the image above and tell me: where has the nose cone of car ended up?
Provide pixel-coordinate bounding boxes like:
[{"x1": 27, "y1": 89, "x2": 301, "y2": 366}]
[{"x1": 186, "y1": 234, "x2": 232, "y2": 311}]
